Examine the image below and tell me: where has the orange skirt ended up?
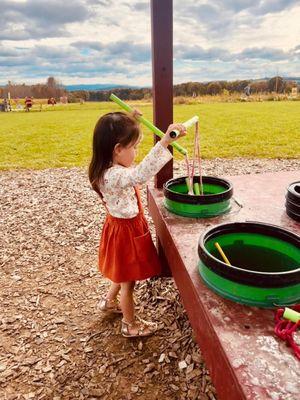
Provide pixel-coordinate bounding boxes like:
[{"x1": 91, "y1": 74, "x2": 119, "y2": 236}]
[{"x1": 99, "y1": 212, "x2": 162, "y2": 283}]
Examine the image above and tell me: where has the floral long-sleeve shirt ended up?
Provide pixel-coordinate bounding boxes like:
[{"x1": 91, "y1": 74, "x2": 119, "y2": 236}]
[{"x1": 99, "y1": 141, "x2": 173, "y2": 218}]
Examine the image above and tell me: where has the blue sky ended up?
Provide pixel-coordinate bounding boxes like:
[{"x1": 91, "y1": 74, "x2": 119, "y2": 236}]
[{"x1": 0, "y1": 0, "x2": 300, "y2": 86}]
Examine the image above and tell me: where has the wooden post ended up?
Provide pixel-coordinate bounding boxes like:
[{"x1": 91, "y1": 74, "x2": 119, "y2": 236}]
[
  {"x1": 150, "y1": 0, "x2": 173, "y2": 276},
  {"x1": 151, "y1": 0, "x2": 173, "y2": 188}
]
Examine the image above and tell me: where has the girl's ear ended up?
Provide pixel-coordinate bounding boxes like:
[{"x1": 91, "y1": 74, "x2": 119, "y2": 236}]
[{"x1": 113, "y1": 143, "x2": 122, "y2": 155}]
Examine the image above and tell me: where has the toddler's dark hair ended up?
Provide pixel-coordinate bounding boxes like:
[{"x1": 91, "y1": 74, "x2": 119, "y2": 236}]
[{"x1": 89, "y1": 112, "x2": 140, "y2": 196}]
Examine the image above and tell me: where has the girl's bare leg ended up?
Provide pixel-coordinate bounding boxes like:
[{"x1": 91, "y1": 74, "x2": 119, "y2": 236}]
[
  {"x1": 120, "y1": 281, "x2": 156, "y2": 336},
  {"x1": 120, "y1": 281, "x2": 135, "y2": 323},
  {"x1": 98, "y1": 282, "x2": 121, "y2": 312},
  {"x1": 106, "y1": 282, "x2": 121, "y2": 301}
]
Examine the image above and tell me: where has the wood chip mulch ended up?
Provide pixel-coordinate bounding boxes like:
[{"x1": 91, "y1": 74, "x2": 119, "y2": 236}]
[{"x1": 1, "y1": 157, "x2": 298, "y2": 400}]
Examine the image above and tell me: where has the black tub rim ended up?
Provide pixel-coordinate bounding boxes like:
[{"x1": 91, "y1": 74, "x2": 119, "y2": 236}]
[
  {"x1": 163, "y1": 176, "x2": 233, "y2": 205},
  {"x1": 286, "y1": 208, "x2": 300, "y2": 222},
  {"x1": 198, "y1": 221, "x2": 300, "y2": 288},
  {"x1": 287, "y1": 181, "x2": 300, "y2": 204},
  {"x1": 286, "y1": 198, "x2": 300, "y2": 213}
]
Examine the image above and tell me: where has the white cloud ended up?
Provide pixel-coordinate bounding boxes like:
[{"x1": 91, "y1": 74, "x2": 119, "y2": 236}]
[{"x1": 0, "y1": 0, "x2": 299, "y2": 86}]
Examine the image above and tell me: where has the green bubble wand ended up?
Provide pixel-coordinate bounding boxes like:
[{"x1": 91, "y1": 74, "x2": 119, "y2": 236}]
[{"x1": 110, "y1": 93, "x2": 187, "y2": 156}]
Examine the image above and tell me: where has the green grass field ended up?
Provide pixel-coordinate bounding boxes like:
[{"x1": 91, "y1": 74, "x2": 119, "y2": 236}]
[{"x1": 0, "y1": 101, "x2": 299, "y2": 170}]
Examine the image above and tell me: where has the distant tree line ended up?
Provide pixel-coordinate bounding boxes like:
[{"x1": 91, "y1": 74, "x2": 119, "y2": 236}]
[
  {"x1": 69, "y1": 76, "x2": 297, "y2": 102},
  {"x1": 0, "y1": 76, "x2": 297, "y2": 102},
  {"x1": 173, "y1": 77, "x2": 295, "y2": 96}
]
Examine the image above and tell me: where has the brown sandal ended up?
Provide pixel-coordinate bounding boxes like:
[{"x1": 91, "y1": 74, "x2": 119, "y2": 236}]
[
  {"x1": 97, "y1": 298, "x2": 122, "y2": 314},
  {"x1": 121, "y1": 318, "x2": 157, "y2": 338}
]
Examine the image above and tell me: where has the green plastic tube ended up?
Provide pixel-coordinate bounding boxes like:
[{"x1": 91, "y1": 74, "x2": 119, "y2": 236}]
[
  {"x1": 185, "y1": 177, "x2": 194, "y2": 195},
  {"x1": 194, "y1": 182, "x2": 200, "y2": 195},
  {"x1": 283, "y1": 307, "x2": 300, "y2": 323},
  {"x1": 110, "y1": 93, "x2": 187, "y2": 156}
]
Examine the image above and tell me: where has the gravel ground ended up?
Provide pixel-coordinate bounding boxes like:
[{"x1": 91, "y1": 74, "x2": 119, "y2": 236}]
[{"x1": 0, "y1": 157, "x2": 299, "y2": 400}]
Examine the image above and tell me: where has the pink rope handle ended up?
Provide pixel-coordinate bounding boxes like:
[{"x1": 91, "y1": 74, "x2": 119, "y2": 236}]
[
  {"x1": 195, "y1": 121, "x2": 204, "y2": 195},
  {"x1": 185, "y1": 119, "x2": 203, "y2": 195},
  {"x1": 191, "y1": 123, "x2": 197, "y2": 179},
  {"x1": 274, "y1": 305, "x2": 300, "y2": 360},
  {"x1": 184, "y1": 154, "x2": 193, "y2": 194},
  {"x1": 289, "y1": 321, "x2": 300, "y2": 359}
]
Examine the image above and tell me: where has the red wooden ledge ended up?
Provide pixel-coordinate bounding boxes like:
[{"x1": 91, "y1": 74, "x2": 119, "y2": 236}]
[{"x1": 148, "y1": 170, "x2": 300, "y2": 400}]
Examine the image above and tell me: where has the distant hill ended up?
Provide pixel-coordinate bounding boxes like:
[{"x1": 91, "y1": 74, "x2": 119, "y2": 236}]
[
  {"x1": 65, "y1": 84, "x2": 139, "y2": 92},
  {"x1": 252, "y1": 76, "x2": 300, "y2": 84},
  {"x1": 284, "y1": 77, "x2": 300, "y2": 84},
  {"x1": 65, "y1": 77, "x2": 300, "y2": 92},
  {"x1": 260, "y1": 77, "x2": 300, "y2": 83}
]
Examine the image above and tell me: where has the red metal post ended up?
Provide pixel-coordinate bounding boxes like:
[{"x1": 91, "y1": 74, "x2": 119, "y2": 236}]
[{"x1": 151, "y1": 0, "x2": 173, "y2": 188}]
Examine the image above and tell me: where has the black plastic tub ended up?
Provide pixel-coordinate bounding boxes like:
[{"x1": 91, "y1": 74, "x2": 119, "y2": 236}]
[
  {"x1": 198, "y1": 222, "x2": 300, "y2": 308},
  {"x1": 287, "y1": 181, "x2": 300, "y2": 204},
  {"x1": 163, "y1": 176, "x2": 233, "y2": 218},
  {"x1": 286, "y1": 181, "x2": 300, "y2": 222}
]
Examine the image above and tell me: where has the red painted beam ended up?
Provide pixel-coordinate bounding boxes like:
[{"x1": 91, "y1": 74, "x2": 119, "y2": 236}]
[{"x1": 151, "y1": 0, "x2": 173, "y2": 188}]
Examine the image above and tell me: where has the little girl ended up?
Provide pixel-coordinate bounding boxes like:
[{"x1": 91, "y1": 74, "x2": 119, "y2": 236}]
[{"x1": 89, "y1": 111, "x2": 186, "y2": 337}]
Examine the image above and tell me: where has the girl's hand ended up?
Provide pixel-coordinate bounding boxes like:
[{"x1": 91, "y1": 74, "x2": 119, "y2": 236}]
[
  {"x1": 131, "y1": 108, "x2": 143, "y2": 119},
  {"x1": 161, "y1": 123, "x2": 187, "y2": 148}
]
